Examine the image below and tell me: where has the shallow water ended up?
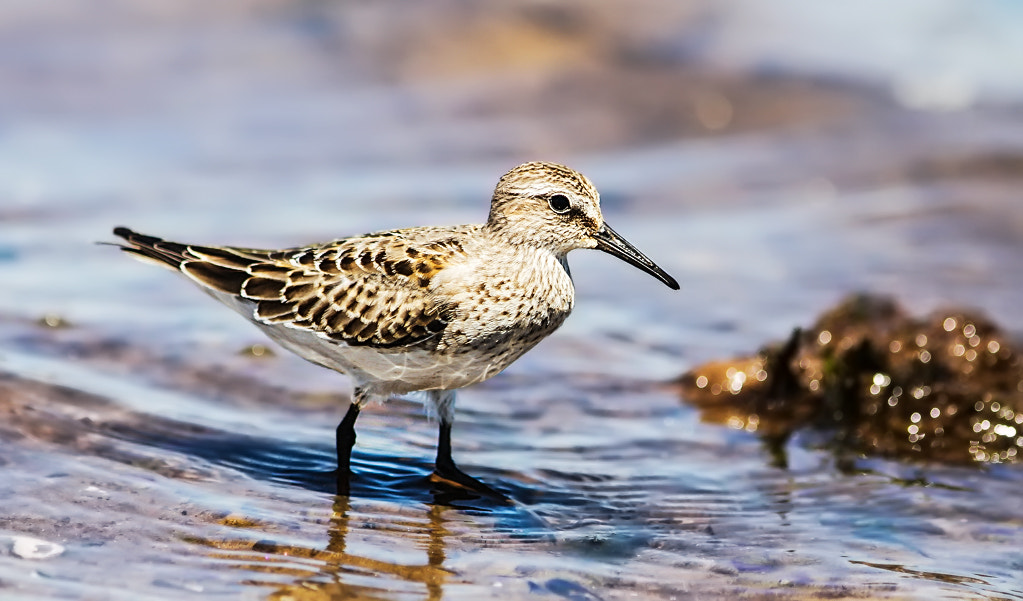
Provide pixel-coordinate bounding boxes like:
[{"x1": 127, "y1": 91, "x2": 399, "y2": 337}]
[{"x1": 2, "y1": 1, "x2": 1023, "y2": 599}]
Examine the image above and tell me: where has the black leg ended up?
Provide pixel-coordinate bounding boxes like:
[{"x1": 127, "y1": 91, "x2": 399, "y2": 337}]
[
  {"x1": 335, "y1": 402, "x2": 361, "y2": 495},
  {"x1": 433, "y1": 419, "x2": 504, "y2": 499}
]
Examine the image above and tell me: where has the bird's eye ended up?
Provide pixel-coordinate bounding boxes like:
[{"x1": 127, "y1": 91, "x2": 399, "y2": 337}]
[{"x1": 548, "y1": 194, "x2": 571, "y2": 214}]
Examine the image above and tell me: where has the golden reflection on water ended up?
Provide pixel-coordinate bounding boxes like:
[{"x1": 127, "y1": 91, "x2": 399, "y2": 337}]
[{"x1": 191, "y1": 498, "x2": 454, "y2": 600}]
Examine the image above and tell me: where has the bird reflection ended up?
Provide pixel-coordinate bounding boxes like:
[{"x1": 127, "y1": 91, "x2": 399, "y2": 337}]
[
  {"x1": 276, "y1": 496, "x2": 453, "y2": 601},
  {"x1": 195, "y1": 496, "x2": 457, "y2": 601}
]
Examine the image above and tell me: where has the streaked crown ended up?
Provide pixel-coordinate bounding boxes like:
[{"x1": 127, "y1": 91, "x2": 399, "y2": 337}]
[{"x1": 485, "y1": 161, "x2": 604, "y2": 253}]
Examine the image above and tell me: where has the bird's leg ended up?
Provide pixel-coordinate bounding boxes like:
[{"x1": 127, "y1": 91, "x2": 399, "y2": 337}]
[
  {"x1": 430, "y1": 391, "x2": 503, "y2": 498},
  {"x1": 335, "y1": 388, "x2": 366, "y2": 496}
]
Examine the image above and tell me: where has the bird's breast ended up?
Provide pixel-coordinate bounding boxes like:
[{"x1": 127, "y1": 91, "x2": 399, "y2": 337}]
[{"x1": 432, "y1": 248, "x2": 574, "y2": 352}]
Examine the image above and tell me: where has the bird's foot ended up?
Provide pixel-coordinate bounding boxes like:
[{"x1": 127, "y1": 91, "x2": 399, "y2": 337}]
[{"x1": 430, "y1": 461, "x2": 507, "y2": 501}]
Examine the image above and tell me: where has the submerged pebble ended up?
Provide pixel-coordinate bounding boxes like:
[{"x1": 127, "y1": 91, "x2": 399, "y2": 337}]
[
  {"x1": 10, "y1": 536, "x2": 65, "y2": 560},
  {"x1": 678, "y1": 294, "x2": 1023, "y2": 464},
  {"x1": 37, "y1": 314, "x2": 72, "y2": 329}
]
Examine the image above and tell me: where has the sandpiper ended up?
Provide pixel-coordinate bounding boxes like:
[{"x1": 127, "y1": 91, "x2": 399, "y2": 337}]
[{"x1": 112, "y1": 161, "x2": 678, "y2": 496}]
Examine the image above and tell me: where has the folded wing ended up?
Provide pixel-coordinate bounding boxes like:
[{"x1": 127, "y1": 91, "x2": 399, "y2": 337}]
[{"x1": 112, "y1": 226, "x2": 463, "y2": 348}]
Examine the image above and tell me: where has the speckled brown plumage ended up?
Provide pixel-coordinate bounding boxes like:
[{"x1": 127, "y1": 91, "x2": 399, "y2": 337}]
[
  {"x1": 111, "y1": 161, "x2": 679, "y2": 496},
  {"x1": 115, "y1": 226, "x2": 467, "y2": 349}
]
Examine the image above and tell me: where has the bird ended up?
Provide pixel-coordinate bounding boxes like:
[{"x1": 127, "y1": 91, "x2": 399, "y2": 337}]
[{"x1": 111, "y1": 161, "x2": 679, "y2": 497}]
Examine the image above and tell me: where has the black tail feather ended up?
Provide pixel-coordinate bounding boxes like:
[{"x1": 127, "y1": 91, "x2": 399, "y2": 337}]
[{"x1": 111, "y1": 226, "x2": 190, "y2": 269}]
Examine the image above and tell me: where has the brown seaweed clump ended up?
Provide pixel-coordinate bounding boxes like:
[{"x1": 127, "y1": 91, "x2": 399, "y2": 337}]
[{"x1": 677, "y1": 294, "x2": 1023, "y2": 465}]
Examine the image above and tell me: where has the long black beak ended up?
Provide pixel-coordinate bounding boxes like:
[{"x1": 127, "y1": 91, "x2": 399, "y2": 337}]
[{"x1": 593, "y1": 223, "x2": 679, "y2": 290}]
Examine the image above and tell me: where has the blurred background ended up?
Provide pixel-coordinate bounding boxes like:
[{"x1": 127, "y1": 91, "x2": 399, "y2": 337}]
[
  {"x1": 4, "y1": 0, "x2": 1022, "y2": 338},
  {"x1": 2, "y1": 1, "x2": 1023, "y2": 599}
]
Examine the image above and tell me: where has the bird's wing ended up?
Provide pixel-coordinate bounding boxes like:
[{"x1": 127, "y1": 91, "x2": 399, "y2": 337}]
[{"x1": 112, "y1": 226, "x2": 472, "y2": 348}]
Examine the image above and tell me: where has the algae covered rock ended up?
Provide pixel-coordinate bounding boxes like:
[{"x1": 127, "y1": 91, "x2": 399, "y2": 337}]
[{"x1": 678, "y1": 294, "x2": 1023, "y2": 465}]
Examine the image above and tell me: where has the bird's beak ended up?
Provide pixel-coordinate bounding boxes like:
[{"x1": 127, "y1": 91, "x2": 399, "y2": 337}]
[{"x1": 593, "y1": 223, "x2": 680, "y2": 290}]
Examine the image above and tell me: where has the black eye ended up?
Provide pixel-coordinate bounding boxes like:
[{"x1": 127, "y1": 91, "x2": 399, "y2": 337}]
[{"x1": 548, "y1": 194, "x2": 571, "y2": 214}]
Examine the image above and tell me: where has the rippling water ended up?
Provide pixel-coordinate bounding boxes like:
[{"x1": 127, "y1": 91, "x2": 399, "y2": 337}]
[{"x1": 2, "y1": 1, "x2": 1022, "y2": 599}]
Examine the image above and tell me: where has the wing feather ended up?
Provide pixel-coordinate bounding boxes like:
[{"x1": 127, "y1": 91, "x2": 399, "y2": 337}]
[{"x1": 112, "y1": 225, "x2": 471, "y2": 349}]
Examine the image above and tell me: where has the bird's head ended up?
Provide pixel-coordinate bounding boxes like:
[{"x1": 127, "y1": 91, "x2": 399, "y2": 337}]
[{"x1": 486, "y1": 161, "x2": 679, "y2": 290}]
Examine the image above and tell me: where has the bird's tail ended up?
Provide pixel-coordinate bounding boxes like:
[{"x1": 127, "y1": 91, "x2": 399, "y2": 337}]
[
  {"x1": 109, "y1": 227, "x2": 273, "y2": 296},
  {"x1": 111, "y1": 226, "x2": 191, "y2": 270}
]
